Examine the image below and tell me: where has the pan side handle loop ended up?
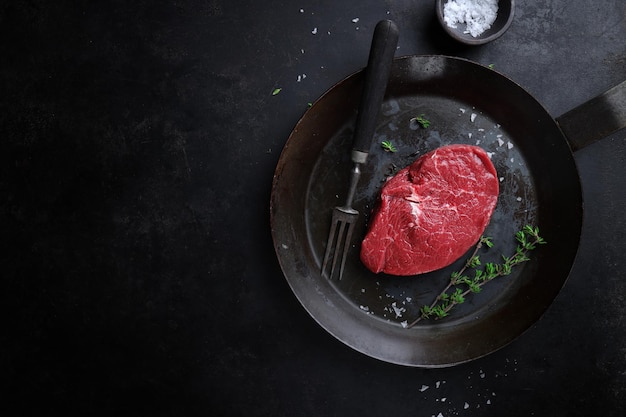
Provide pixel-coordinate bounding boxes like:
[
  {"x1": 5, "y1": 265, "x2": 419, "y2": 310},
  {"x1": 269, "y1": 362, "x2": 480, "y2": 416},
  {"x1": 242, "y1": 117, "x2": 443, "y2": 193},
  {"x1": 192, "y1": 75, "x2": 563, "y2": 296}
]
[{"x1": 556, "y1": 80, "x2": 626, "y2": 152}]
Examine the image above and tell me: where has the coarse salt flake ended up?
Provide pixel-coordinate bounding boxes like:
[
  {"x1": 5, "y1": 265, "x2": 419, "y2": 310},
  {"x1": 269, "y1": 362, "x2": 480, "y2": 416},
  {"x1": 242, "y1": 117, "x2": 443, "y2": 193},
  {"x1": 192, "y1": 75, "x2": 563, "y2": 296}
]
[
  {"x1": 419, "y1": 384, "x2": 429, "y2": 392},
  {"x1": 443, "y1": 0, "x2": 499, "y2": 38},
  {"x1": 391, "y1": 302, "x2": 405, "y2": 318}
]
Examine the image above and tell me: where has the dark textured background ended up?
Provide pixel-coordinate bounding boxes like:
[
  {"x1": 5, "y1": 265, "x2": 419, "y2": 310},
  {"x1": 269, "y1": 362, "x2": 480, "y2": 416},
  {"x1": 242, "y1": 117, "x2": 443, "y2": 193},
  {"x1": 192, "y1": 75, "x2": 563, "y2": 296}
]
[{"x1": 1, "y1": 1, "x2": 625, "y2": 416}]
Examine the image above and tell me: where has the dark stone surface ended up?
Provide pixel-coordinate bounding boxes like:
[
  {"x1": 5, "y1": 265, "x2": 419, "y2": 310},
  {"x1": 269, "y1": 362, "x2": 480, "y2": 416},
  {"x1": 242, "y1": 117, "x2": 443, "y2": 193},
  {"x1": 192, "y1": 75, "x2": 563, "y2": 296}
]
[{"x1": 1, "y1": 1, "x2": 625, "y2": 416}]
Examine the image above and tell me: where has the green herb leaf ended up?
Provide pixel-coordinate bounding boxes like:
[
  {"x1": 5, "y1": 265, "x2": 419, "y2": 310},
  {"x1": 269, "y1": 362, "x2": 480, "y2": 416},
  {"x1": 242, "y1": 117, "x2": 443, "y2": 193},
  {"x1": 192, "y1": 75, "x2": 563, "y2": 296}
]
[
  {"x1": 411, "y1": 114, "x2": 431, "y2": 128},
  {"x1": 468, "y1": 255, "x2": 481, "y2": 269},
  {"x1": 480, "y1": 236, "x2": 494, "y2": 248},
  {"x1": 272, "y1": 88, "x2": 282, "y2": 96},
  {"x1": 381, "y1": 140, "x2": 397, "y2": 153}
]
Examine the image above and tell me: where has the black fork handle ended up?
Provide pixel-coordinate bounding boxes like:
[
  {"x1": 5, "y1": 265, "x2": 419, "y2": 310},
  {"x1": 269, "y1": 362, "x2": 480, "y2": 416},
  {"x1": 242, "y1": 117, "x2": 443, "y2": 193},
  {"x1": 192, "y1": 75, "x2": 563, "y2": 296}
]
[{"x1": 351, "y1": 20, "x2": 399, "y2": 164}]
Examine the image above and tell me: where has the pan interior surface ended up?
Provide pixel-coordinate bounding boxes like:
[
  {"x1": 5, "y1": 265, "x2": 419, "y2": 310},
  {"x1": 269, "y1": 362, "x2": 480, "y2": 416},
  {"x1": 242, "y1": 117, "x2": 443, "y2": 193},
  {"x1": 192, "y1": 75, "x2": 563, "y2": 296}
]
[{"x1": 271, "y1": 56, "x2": 583, "y2": 367}]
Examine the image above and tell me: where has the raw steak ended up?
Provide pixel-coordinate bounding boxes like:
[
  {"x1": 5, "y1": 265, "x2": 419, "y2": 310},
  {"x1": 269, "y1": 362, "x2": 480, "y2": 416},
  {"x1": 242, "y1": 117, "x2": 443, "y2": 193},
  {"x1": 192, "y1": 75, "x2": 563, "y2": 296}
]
[{"x1": 360, "y1": 144, "x2": 499, "y2": 276}]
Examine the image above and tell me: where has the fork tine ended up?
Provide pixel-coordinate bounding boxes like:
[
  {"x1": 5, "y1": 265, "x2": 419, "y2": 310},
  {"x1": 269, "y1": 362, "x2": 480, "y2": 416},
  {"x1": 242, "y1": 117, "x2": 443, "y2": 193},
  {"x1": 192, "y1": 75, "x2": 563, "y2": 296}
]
[
  {"x1": 329, "y1": 221, "x2": 347, "y2": 279},
  {"x1": 321, "y1": 219, "x2": 339, "y2": 276},
  {"x1": 338, "y1": 221, "x2": 354, "y2": 280}
]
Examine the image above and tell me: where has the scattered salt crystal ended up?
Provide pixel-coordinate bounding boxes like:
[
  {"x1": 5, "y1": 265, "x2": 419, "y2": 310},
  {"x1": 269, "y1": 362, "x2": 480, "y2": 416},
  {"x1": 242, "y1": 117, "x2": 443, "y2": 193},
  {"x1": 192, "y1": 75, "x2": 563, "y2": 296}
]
[
  {"x1": 499, "y1": 176, "x2": 504, "y2": 182},
  {"x1": 352, "y1": 17, "x2": 360, "y2": 23},
  {"x1": 470, "y1": 113, "x2": 477, "y2": 122},
  {"x1": 441, "y1": 397, "x2": 447, "y2": 402},
  {"x1": 300, "y1": 8, "x2": 304, "y2": 13},
  {"x1": 312, "y1": 27, "x2": 318, "y2": 34},
  {"x1": 281, "y1": 244, "x2": 288, "y2": 249},
  {"x1": 401, "y1": 320, "x2": 408, "y2": 328},
  {"x1": 443, "y1": 0, "x2": 499, "y2": 37},
  {"x1": 487, "y1": 399, "x2": 492, "y2": 405},
  {"x1": 507, "y1": 141, "x2": 514, "y2": 149},
  {"x1": 516, "y1": 197, "x2": 522, "y2": 202},
  {"x1": 460, "y1": 108, "x2": 466, "y2": 113},
  {"x1": 420, "y1": 384, "x2": 430, "y2": 392},
  {"x1": 360, "y1": 305, "x2": 370, "y2": 312},
  {"x1": 497, "y1": 138, "x2": 505, "y2": 146},
  {"x1": 301, "y1": 49, "x2": 305, "y2": 54},
  {"x1": 435, "y1": 381, "x2": 441, "y2": 388},
  {"x1": 437, "y1": 413, "x2": 444, "y2": 417},
  {"x1": 391, "y1": 302, "x2": 405, "y2": 318},
  {"x1": 464, "y1": 402, "x2": 470, "y2": 409},
  {"x1": 487, "y1": 152, "x2": 494, "y2": 158}
]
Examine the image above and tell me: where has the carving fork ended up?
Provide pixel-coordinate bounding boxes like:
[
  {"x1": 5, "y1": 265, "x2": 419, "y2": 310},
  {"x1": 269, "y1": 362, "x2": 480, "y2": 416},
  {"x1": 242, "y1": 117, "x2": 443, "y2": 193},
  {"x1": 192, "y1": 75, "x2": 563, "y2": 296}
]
[{"x1": 321, "y1": 20, "x2": 399, "y2": 279}]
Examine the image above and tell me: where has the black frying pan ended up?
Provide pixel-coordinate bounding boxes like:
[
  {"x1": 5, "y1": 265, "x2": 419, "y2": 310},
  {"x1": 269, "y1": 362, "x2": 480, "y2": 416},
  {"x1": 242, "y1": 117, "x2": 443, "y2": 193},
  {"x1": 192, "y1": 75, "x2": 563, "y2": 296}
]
[{"x1": 270, "y1": 55, "x2": 626, "y2": 367}]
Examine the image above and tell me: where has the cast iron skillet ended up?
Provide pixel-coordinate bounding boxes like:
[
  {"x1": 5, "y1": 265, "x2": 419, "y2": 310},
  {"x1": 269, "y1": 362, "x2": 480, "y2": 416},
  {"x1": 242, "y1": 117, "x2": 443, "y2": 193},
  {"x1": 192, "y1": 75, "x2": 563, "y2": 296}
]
[{"x1": 270, "y1": 55, "x2": 626, "y2": 367}]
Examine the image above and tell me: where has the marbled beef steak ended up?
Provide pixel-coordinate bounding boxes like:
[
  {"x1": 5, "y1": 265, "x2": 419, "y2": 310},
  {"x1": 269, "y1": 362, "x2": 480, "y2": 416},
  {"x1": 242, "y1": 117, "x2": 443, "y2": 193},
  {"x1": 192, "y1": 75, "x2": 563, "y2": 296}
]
[{"x1": 360, "y1": 144, "x2": 499, "y2": 276}]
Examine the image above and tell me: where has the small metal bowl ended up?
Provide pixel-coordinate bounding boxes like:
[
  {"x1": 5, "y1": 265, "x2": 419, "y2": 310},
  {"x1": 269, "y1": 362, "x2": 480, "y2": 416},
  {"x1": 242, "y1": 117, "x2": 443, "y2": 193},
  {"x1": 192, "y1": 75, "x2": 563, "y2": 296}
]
[{"x1": 436, "y1": 0, "x2": 515, "y2": 45}]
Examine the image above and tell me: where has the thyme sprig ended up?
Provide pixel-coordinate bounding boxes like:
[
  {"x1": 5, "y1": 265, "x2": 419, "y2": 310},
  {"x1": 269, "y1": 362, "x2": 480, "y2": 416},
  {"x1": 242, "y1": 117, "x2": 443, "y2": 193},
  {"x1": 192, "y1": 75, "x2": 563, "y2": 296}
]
[
  {"x1": 381, "y1": 140, "x2": 397, "y2": 153},
  {"x1": 411, "y1": 114, "x2": 431, "y2": 128},
  {"x1": 406, "y1": 225, "x2": 546, "y2": 328}
]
